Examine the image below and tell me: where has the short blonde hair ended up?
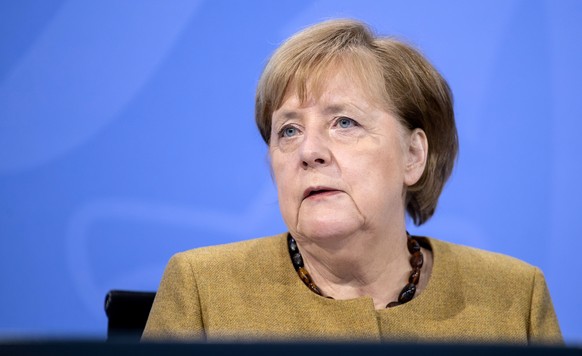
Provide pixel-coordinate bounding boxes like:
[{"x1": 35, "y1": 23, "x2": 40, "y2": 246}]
[{"x1": 255, "y1": 19, "x2": 458, "y2": 225}]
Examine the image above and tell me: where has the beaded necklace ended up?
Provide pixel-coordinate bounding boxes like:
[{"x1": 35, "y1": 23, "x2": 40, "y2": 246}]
[{"x1": 287, "y1": 233, "x2": 424, "y2": 308}]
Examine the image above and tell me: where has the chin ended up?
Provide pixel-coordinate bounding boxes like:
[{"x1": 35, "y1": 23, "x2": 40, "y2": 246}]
[{"x1": 296, "y1": 219, "x2": 361, "y2": 242}]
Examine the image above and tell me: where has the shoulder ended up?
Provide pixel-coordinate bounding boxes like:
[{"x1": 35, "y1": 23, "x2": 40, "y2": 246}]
[
  {"x1": 168, "y1": 233, "x2": 290, "y2": 282},
  {"x1": 428, "y1": 237, "x2": 539, "y2": 281},
  {"x1": 174, "y1": 233, "x2": 286, "y2": 263},
  {"x1": 410, "y1": 238, "x2": 561, "y2": 344},
  {"x1": 424, "y1": 237, "x2": 561, "y2": 344},
  {"x1": 424, "y1": 237, "x2": 544, "y2": 310},
  {"x1": 424, "y1": 237, "x2": 554, "y2": 319}
]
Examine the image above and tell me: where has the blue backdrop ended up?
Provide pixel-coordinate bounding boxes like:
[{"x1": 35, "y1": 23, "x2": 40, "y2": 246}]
[{"x1": 0, "y1": 0, "x2": 580, "y2": 344}]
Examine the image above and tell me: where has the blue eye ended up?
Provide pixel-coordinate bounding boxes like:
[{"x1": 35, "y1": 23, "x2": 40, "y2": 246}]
[
  {"x1": 281, "y1": 126, "x2": 297, "y2": 138},
  {"x1": 337, "y1": 117, "x2": 356, "y2": 128}
]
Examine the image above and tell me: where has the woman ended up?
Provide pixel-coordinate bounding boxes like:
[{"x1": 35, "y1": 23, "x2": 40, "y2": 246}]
[{"x1": 142, "y1": 19, "x2": 561, "y2": 344}]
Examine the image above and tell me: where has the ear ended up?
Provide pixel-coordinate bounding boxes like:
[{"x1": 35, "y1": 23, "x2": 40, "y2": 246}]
[{"x1": 404, "y1": 128, "x2": 428, "y2": 186}]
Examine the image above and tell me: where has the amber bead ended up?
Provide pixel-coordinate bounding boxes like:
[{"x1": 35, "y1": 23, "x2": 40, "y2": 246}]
[
  {"x1": 410, "y1": 252, "x2": 423, "y2": 269},
  {"x1": 407, "y1": 237, "x2": 421, "y2": 254},
  {"x1": 297, "y1": 267, "x2": 310, "y2": 283},
  {"x1": 398, "y1": 283, "x2": 416, "y2": 303},
  {"x1": 309, "y1": 284, "x2": 323, "y2": 295},
  {"x1": 386, "y1": 301, "x2": 401, "y2": 308},
  {"x1": 408, "y1": 269, "x2": 420, "y2": 284}
]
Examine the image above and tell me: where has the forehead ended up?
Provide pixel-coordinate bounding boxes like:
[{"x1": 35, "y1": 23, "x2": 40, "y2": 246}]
[
  {"x1": 279, "y1": 75, "x2": 363, "y2": 113},
  {"x1": 278, "y1": 60, "x2": 389, "y2": 114}
]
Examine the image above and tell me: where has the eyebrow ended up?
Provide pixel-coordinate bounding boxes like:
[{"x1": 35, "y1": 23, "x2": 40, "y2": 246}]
[
  {"x1": 274, "y1": 110, "x2": 300, "y2": 120},
  {"x1": 277, "y1": 104, "x2": 348, "y2": 117},
  {"x1": 322, "y1": 104, "x2": 348, "y2": 116}
]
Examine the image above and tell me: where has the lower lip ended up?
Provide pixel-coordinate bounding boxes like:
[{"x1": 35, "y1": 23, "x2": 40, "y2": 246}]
[{"x1": 305, "y1": 190, "x2": 342, "y2": 201}]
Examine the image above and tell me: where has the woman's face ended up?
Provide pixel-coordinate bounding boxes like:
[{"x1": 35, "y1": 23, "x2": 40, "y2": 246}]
[{"x1": 269, "y1": 67, "x2": 426, "y2": 242}]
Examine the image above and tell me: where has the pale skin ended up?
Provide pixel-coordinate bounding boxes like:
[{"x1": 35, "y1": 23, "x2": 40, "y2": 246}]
[{"x1": 269, "y1": 65, "x2": 433, "y2": 309}]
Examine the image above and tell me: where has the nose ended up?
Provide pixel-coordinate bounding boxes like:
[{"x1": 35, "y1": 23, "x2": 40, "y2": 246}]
[{"x1": 299, "y1": 132, "x2": 331, "y2": 169}]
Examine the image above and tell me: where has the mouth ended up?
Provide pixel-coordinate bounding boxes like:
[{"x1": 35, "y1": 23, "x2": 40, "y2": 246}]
[{"x1": 303, "y1": 186, "x2": 341, "y2": 200}]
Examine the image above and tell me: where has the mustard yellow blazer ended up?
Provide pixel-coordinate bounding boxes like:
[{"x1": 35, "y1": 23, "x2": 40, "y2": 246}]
[{"x1": 142, "y1": 233, "x2": 561, "y2": 344}]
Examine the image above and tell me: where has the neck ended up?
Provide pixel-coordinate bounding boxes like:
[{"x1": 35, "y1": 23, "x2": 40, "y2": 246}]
[{"x1": 292, "y1": 226, "x2": 411, "y2": 309}]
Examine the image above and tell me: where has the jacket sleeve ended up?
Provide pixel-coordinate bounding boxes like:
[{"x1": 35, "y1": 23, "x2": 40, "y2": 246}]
[
  {"x1": 528, "y1": 267, "x2": 562, "y2": 345},
  {"x1": 141, "y1": 252, "x2": 205, "y2": 342}
]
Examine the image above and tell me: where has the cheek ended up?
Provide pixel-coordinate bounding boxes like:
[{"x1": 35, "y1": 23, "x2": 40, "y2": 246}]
[
  {"x1": 270, "y1": 152, "x2": 290, "y2": 187},
  {"x1": 276, "y1": 180, "x2": 300, "y2": 230},
  {"x1": 270, "y1": 153, "x2": 298, "y2": 208},
  {"x1": 342, "y1": 147, "x2": 405, "y2": 201}
]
